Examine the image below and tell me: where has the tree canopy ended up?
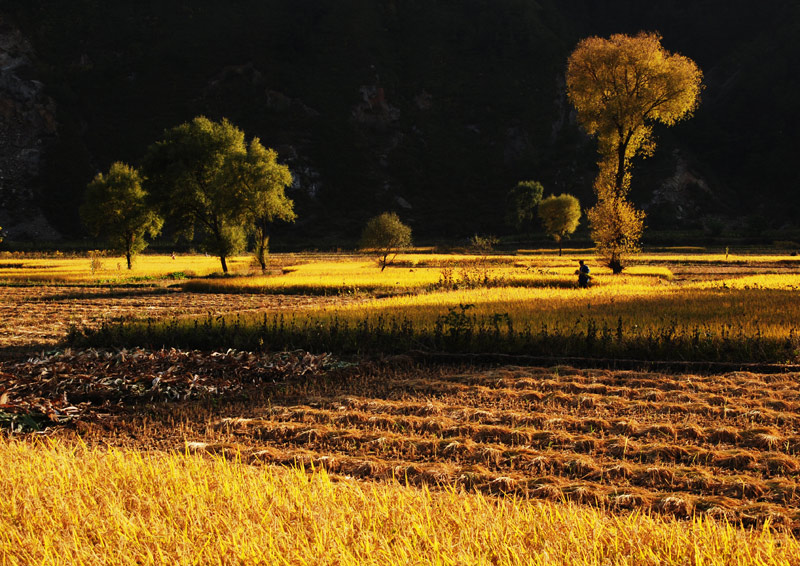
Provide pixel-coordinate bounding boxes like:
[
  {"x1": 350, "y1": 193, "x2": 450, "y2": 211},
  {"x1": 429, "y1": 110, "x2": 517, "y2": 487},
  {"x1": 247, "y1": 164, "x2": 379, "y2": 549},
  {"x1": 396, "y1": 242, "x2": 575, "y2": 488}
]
[
  {"x1": 360, "y1": 212, "x2": 412, "y2": 271},
  {"x1": 538, "y1": 194, "x2": 581, "y2": 256},
  {"x1": 506, "y1": 180, "x2": 544, "y2": 233},
  {"x1": 230, "y1": 139, "x2": 296, "y2": 271},
  {"x1": 567, "y1": 32, "x2": 702, "y2": 272},
  {"x1": 143, "y1": 117, "x2": 249, "y2": 273},
  {"x1": 80, "y1": 162, "x2": 163, "y2": 269}
]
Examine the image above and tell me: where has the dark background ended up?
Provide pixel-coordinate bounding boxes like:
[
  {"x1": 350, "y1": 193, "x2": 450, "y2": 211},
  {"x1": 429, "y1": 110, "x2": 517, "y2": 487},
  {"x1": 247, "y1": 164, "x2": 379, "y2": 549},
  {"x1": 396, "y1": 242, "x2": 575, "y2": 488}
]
[{"x1": 2, "y1": 0, "x2": 798, "y2": 246}]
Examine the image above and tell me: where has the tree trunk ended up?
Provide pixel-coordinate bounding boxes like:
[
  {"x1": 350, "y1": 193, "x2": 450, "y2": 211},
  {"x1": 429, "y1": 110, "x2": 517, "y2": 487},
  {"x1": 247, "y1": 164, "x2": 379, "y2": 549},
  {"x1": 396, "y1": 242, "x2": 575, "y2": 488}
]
[
  {"x1": 126, "y1": 233, "x2": 134, "y2": 269},
  {"x1": 615, "y1": 135, "x2": 630, "y2": 198},
  {"x1": 220, "y1": 255, "x2": 228, "y2": 273},
  {"x1": 256, "y1": 232, "x2": 269, "y2": 272},
  {"x1": 558, "y1": 243, "x2": 562, "y2": 256}
]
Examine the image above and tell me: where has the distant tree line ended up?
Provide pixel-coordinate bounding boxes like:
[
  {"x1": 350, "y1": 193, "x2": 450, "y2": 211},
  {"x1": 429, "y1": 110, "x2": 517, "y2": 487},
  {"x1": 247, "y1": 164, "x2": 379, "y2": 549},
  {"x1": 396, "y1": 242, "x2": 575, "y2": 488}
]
[
  {"x1": 79, "y1": 32, "x2": 702, "y2": 276},
  {"x1": 81, "y1": 117, "x2": 295, "y2": 272}
]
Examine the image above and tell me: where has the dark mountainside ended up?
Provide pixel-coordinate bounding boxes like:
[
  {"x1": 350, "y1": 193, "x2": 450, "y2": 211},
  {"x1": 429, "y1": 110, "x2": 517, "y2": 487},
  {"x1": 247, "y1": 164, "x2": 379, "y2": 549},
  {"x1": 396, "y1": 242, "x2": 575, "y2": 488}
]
[{"x1": 1, "y1": 1, "x2": 799, "y2": 244}]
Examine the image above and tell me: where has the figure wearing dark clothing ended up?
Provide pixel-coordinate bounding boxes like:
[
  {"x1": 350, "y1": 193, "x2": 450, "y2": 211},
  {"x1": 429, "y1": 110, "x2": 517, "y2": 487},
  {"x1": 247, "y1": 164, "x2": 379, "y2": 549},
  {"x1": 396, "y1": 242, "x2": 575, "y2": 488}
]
[{"x1": 577, "y1": 260, "x2": 591, "y2": 288}]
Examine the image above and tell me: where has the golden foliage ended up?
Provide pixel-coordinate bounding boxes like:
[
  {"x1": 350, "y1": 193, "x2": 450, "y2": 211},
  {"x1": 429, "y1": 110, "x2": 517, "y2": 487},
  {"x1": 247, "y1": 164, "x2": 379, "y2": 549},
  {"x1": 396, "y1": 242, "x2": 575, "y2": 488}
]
[
  {"x1": 567, "y1": 31, "x2": 703, "y2": 185},
  {"x1": 538, "y1": 193, "x2": 581, "y2": 251},
  {"x1": 567, "y1": 32, "x2": 702, "y2": 271},
  {"x1": 587, "y1": 190, "x2": 645, "y2": 273}
]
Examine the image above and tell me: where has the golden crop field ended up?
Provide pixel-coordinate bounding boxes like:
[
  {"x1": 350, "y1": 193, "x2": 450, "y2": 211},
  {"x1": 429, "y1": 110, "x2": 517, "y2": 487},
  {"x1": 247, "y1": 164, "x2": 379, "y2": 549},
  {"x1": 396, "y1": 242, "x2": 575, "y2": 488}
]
[
  {"x1": 0, "y1": 253, "x2": 254, "y2": 284},
  {"x1": 181, "y1": 253, "x2": 676, "y2": 294},
  {"x1": 73, "y1": 251, "x2": 798, "y2": 363},
  {"x1": 4, "y1": 249, "x2": 800, "y2": 564},
  {"x1": 1, "y1": 439, "x2": 797, "y2": 566}
]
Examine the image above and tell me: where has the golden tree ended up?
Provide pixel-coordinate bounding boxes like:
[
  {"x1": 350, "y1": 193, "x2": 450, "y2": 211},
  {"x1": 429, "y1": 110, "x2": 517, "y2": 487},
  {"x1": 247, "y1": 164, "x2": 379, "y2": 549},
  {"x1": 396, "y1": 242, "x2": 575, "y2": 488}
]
[{"x1": 567, "y1": 32, "x2": 702, "y2": 272}]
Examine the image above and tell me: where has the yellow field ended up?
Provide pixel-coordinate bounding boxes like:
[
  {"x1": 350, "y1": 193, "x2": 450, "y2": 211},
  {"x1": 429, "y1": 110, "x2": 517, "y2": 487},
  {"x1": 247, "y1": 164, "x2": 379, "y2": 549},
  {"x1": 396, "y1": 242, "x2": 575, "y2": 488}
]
[
  {"x1": 333, "y1": 273, "x2": 800, "y2": 337},
  {"x1": 190, "y1": 263, "x2": 799, "y2": 350},
  {"x1": 1, "y1": 440, "x2": 796, "y2": 566},
  {"x1": 182, "y1": 254, "x2": 674, "y2": 294},
  {"x1": 6, "y1": 251, "x2": 800, "y2": 564},
  {"x1": 40, "y1": 250, "x2": 794, "y2": 361},
  {"x1": 2, "y1": 251, "x2": 797, "y2": 290},
  {"x1": 0, "y1": 254, "x2": 253, "y2": 283}
]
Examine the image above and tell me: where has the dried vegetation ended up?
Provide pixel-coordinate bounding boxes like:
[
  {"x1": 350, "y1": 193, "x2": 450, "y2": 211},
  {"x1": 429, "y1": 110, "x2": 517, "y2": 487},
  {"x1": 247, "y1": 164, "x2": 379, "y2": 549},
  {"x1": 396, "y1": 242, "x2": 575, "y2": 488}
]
[{"x1": 5, "y1": 352, "x2": 800, "y2": 533}]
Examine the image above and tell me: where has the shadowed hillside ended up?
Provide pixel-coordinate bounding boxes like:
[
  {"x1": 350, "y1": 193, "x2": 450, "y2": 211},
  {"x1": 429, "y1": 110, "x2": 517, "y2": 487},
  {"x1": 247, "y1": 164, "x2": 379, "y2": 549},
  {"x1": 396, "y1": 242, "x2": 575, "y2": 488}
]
[{"x1": 1, "y1": 0, "x2": 799, "y2": 241}]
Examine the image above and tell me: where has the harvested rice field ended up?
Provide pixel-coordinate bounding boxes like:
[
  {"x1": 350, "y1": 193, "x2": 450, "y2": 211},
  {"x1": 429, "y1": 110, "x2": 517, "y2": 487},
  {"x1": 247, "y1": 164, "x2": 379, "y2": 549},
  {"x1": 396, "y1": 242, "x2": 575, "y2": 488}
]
[
  {"x1": 183, "y1": 363, "x2": 800, "y2": 532},
  {"x1": 5, "y1": 348, "x2": 800, "y2": 532},
  {"x1": 3, "y1": 250, "x2": 800, "y2": 563}
]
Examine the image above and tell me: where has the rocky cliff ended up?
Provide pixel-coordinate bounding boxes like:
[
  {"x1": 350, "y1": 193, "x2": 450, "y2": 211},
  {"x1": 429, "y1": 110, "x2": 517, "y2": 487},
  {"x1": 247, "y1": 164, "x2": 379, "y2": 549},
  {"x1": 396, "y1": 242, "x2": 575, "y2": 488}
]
[{"x1": 0, "y1": 15, "x2": 60, "y2": 239}]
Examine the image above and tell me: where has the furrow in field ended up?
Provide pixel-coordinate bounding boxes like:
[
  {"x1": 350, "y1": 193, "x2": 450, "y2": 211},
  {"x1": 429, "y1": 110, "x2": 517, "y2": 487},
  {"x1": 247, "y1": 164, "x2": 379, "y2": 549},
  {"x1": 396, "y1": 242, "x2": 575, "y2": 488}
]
[{"x1": 185, "y1": 439, "x2": 800, "y2": 528}]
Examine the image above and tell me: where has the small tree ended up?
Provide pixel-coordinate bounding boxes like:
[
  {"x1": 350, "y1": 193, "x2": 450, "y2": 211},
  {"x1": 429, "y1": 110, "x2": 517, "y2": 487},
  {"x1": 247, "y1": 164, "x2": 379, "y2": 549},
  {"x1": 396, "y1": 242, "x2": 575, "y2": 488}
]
[
  {"x1": 80, "y1": 162, "x2": 163, "y2": 269},
  {"x1": 538, "y1": 194, "x2": 581, "y2": 256},
  {"x1": 360, "y1": 212, "x2": 412, "y2": 271},
  {"x1": 143, "y1": 116, "x2": 248, "y2": 273},
  {"x1": 585, "y1": 196, "x2": 644, "y2": 271},
  {"x1": 231, "y1": 139, "x2": 296, "y2": 271},
  {"x1": 506, "y1": 180, "x2": 544, "y2": 232}
]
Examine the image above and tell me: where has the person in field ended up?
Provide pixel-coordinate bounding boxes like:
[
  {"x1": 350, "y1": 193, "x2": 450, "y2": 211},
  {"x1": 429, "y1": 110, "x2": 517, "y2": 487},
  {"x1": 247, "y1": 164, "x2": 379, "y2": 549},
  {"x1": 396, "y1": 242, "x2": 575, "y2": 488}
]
[{"x1": 576, "y1": 260, "x2": 591, "y2": 288}]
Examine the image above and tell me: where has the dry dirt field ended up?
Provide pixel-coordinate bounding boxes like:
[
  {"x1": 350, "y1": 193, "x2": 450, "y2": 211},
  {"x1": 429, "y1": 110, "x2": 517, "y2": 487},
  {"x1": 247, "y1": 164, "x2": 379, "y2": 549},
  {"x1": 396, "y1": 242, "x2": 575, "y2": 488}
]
[
  {"x1": 0, "y1": 285, "x2": 362, "y2": 350},
  {"x1": 3, "y1": 347, "x2": 800, "y2": 532}
]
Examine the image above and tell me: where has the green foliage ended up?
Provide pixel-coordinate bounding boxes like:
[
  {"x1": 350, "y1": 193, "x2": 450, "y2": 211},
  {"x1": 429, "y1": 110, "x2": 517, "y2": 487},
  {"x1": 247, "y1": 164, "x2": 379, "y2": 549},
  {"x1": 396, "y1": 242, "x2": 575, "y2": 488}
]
[
  {"x1": 506, "y1": 181, "x2": 544, "y2": 232},
  {"x1": 469, "y1": 234, "x2": 499, "y2": 254},
  {"x1": 80, "y1": 162, "x2": 163, "y2": 269},
  {"x1": 142, "y1": 117, "x2": 249, "y2": 273},
  {"x1": 230, "y1": 139, "x2": 296, "y2": 271},
  {"x1": 360, "y1": 212, "x2": 412, "y2": 271},
  {"x1": 538, "y1": 194, "x2": 581, "y2": 255}
]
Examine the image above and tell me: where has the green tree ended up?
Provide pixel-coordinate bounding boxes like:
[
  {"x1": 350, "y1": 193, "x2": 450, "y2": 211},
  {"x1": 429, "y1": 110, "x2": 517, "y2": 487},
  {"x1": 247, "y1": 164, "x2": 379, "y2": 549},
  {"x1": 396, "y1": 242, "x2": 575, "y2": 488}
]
[
  {"x1": 567, "y1": 32, "x2": 702, "y2": 272},
  {"x1": 230, "y1": 139, "x2": 296, "y2": 272},
  {"x1": 538, "y1": 194, "x2": 581, "y2": 256},
  {"x1": 143, "y1": 117, "x2": 247, "y2": 273},
  {"x1": 80, "y1": 162, "x2": 163, "y2": 269},
  {"x1": 506, "y1": 180, "x2": 544, "y2": 232},
  {"x1": 360, "y1": 212, "x2": 412, "y2": 271}
]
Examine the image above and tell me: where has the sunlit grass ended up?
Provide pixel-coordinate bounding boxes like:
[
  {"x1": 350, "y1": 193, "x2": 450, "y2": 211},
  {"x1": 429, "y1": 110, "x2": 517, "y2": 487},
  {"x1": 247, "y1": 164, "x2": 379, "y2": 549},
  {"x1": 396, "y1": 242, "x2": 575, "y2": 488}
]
[
  {"x1": 1, "y1": 439, "x2": 796, "y2": 565},
  {"x1": 75, "y1": 253, "x2": 800, "y2": 361},
  {"x1": 516, "y1": 249, "x2": 800, "y2": 264},
  {"x1": 324, "y1": 272, "x2": 800, "y2": 339},
  {"x1": 0, "y1": 254, "x2": 253, "y2": 284},
  {"x1": 182, "y1": 255, "x2": 673, "y2": 295},
  {"x1": 184, "y1": 264, "x2": 799, "y2": 343},
  {"x1": 2, "y1": 250, "x2": 796, "y2": 289}
]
